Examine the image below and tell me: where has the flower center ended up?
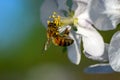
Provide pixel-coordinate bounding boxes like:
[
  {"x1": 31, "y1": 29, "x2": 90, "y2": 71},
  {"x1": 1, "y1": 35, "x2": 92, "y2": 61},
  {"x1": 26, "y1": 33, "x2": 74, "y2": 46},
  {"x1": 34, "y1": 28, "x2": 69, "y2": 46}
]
[{"x1": 47, "y1": 12, "x2": 78, "y2": 27}]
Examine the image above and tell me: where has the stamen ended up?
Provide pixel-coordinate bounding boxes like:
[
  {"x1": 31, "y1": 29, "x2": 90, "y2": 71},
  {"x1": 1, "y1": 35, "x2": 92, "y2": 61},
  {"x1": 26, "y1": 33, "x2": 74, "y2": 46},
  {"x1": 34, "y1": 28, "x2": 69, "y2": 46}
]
[
  {"x1": 47, "y1": 12, "x2": 63, "y2": 27},
  {"x1": 47, "y1": 11, "x2": 76, "y2": 27},
  {"x1": 49, "y1": 16, "x2": 51, "y2": 18},
  {"x1": 47, "y1": 20, "x2": 50, "y2": 24},
  {"x1": 73, "y1": 18, "x2": 78, "y2": 25},
  {"x1": 52, "y1": 15, "x2": 55, "y2": 18},
  {"x1": 53, "y1": 12, "x2": 57, "y2": 15}
]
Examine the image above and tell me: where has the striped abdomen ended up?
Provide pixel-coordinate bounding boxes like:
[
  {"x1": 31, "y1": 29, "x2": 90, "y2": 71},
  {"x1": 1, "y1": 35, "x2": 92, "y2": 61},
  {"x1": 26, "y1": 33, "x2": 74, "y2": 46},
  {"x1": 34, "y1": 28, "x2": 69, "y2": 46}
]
[{"x1": 52, "y1": 35, "x2": 74, "y2": 46}]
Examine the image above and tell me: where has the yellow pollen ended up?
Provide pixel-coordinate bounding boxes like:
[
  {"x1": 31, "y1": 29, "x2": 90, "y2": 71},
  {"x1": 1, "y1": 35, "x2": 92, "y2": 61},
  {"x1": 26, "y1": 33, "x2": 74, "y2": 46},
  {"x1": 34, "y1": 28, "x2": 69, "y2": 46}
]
[
  {"x1": 73, "y1": 18, "x2": 78, "y2": 25},
  {"x1": 47, "y1": 20, "x2": 50, "y2": 24},
  {"x1": 53, "y1": 12, "x2": 57, "y2": 15},
  {"x1": 47, "y1": 12, "x2": 63, "y2": 27},
  {"x1": 47, "y1": 12, "x2": 75, "y2": 27},
  {"x1": 49, "y1": 16, "x2": 51, "y2": 18},
  {"x1": 52, "y1": 15, "x2": 55, "y2": 18}
]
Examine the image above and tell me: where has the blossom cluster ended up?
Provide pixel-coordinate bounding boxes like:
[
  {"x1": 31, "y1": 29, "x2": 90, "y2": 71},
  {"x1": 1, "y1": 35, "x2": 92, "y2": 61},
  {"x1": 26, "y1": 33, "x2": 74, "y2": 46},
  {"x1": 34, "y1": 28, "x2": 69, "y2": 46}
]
[{"x1": 40, "y1": 0, "x2": 120, "y2": 73}]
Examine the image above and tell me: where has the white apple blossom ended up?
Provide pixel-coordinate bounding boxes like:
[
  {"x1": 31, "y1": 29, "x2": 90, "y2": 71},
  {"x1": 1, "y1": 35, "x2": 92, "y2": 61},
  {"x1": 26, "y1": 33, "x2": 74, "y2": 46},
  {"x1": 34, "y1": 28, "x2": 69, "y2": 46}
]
[
  {"x1": 88, "y1": 0, "x2": 120, "y2": 30},
  {"x1": 84, "y1": 63, "x2": 114, "y2": 74},
  {"x1": 85, "y1": 0, "x2": 120, "y2": 73},
  {"x1": 40, "y1": 0, "x2": 105, "y2": 65},
  {"x1": 108, "y1": 31, "x2": 120, "y2": 72}
]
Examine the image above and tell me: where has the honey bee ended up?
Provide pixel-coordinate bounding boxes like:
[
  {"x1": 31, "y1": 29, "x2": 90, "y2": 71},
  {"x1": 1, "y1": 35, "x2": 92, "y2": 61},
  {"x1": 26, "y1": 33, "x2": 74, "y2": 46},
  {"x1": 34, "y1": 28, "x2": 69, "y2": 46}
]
[{"x1": 44, "y1": 22, "x2": 74, "y2": 51}]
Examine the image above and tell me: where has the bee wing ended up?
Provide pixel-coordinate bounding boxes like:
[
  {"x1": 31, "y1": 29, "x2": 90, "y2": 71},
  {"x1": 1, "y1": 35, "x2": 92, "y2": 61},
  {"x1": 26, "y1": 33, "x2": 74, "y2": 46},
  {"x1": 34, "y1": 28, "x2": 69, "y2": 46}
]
[
  {"x1": 67, "y1": 31, "x2": 81, "y2": 65},
  {"x1": 58, "y1": 25, "x2": 71, "y2": 33}
]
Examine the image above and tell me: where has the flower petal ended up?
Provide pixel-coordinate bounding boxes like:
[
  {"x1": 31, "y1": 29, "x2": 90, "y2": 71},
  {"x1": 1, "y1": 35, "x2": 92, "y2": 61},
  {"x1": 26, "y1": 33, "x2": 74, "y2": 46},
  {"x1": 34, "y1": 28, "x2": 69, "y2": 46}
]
[
  {"x1": 40, "y1": 0, "x2": 64, "y2": 27},
  {"x1": 77, "y1": 11, "x2": 92, "y2": 27},
  {"x1": 104, "y1": 0, "x2": 120, "y2": 27},
  {"x1": 57, "y1": 0, "x2": 69, "y2": 12},
  {"x1": 108, "y1": 31, "x2": 120, "y2": 72},
  {"x1": 88, "y1": 0, "x2": 120, "y2": 30},
  {"x1": 72, "y1": 0, "x2": 88, "y2": 3},
  {"x1": 76, "y1": 24, "x2": 104, "y2": 57},
  {"x1": 84, "y1": 63, "x2": 114, "y2": 74},
  {"x1": 67, "y1": 31, "x2": 81, "y2": 65},
  {"x1": 84, "y1": 43, "x2": 109, "y2": 62},
  {"x1": 72, "y1": 0, "x2": 89, "y2": 17}
]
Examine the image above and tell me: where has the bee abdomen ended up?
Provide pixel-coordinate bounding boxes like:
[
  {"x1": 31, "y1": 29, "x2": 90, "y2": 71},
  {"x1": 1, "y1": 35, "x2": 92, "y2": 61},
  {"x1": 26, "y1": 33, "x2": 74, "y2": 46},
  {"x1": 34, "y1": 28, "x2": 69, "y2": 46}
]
[
  {"x1": 52, "y1": 37, "x2": 74, "y2": 46},
  {"x1": 62, "y1": 38, "x2": 74, "y2": 46}
]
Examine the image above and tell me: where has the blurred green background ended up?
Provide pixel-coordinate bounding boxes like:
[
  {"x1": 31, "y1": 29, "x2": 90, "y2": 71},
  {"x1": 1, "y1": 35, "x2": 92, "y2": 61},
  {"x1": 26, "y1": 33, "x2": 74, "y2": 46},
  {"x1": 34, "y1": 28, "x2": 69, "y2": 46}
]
[{"x1": 0, "y1": 0, "x2": 120, "y2": 80}]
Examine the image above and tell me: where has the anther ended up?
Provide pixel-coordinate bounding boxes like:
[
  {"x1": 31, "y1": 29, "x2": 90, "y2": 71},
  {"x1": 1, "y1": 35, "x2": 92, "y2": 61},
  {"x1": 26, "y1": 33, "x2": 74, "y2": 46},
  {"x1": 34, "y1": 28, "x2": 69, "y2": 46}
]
[
  {"x1": 47, "y1": 20, "x2": 50, "y2": 24},
  {"x1": 49, "y1": 16, "x2": 51, "y2": 18},
  {"x1": 52, "y1": 15, "x2": 55, "y2": 18},
  {"x1": 53, "y1": 12, "x2": 57, "y2": 15}
]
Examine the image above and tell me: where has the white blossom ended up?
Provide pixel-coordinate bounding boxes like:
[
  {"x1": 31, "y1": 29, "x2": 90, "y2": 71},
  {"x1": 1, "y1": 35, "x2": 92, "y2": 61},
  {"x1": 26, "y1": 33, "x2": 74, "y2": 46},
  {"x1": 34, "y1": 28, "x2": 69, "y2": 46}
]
[
  {"x1": 84, "y1": 63, "x2": 114, "y2": 74},
  {"x1": 40, "y1": 0, "x2": 105, "y2": 65},
  {"x1": 88, "y1": 0, "x2": 120, "y2": 30},
  {"x1": 85, "y1": 0, "x2": 120, "y2": 73},
  {"x1": 108, "y1": 31, "x2": 120, "y2": 72}
]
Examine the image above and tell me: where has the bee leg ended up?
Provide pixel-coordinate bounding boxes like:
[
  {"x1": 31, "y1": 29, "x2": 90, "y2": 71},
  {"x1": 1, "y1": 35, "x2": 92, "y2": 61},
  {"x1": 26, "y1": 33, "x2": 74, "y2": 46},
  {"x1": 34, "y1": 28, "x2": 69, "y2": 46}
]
[
  {"x1": 44, "y1": 39, "x2": 50, "y2": 51},
  {"x1": 44, "y1": 41, "x2": 48, "y2": 51}
]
